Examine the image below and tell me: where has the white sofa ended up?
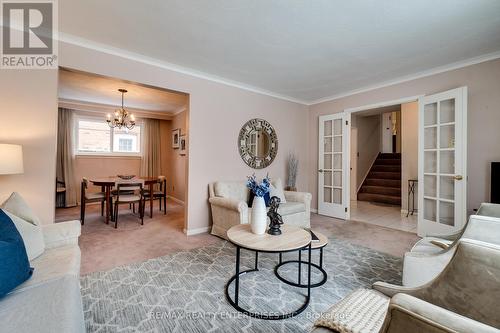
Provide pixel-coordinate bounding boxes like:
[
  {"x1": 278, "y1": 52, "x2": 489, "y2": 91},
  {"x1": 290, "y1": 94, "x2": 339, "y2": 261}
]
[
  {"x1": 209, "y1": 179, "x2": 312, "y2": 239},
  {"x1": 0, "y1": 220, "x2": 84, "y2": 333}
]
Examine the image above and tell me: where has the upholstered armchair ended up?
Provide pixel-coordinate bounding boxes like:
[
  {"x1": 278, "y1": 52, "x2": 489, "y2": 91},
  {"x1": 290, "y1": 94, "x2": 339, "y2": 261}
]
[
  {"x1": 402, "y1": 202, "x2": 500, "y2": 286},
  {"x1": 312, "y1": 236, "x2": 500, "y2": 333},
  {"x1": 375, "y1": 238, "x2": 500, "y2": 332},
  {"x1": 408, "y1": 203, "x2": 500, "y2": 257},
  {"x1": 208, "y1": 179, "x2": 311, "y2": 239}
]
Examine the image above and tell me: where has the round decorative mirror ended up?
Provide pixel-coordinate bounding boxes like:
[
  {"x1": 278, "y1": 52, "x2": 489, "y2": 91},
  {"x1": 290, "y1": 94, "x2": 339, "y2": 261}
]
[{"x1": 238, "y1": 118, "x2": 278, "y2": 169}]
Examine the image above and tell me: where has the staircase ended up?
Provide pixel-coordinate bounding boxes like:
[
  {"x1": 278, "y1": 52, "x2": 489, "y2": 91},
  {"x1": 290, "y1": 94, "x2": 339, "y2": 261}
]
[{"x1": 358, "y1": 153, "x2": 401, "y2": 206}]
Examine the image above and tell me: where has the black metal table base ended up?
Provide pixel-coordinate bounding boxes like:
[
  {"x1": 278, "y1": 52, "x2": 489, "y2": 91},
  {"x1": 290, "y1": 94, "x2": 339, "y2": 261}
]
[
  {"x1": 274, "y1": 247, "x2": 327, "y2": 288},
  {"x1": 225, "y1": 244, "x2": 312, "y2": 320},
  {"x1": 274, "y1": 248, "x2": 328, "y2": 288}
]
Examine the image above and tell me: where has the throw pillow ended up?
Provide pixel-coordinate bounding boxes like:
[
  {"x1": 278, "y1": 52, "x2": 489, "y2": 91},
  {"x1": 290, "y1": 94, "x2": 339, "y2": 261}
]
[
  {"x1": 314, "y1": 288, "x2": 389, "y2": 333},
  {"x1": 1, "y1": 192, "x2": 41, "y2": 226},
  {"x1": 4, "y1": 211, "x2": 45, "y2": 260},
  {"x1": 270, "y1": 179, "x2": 287, "y2": 203},
  {"x1": 0, "y1": 209, "x2": 33, "y2": 298}
]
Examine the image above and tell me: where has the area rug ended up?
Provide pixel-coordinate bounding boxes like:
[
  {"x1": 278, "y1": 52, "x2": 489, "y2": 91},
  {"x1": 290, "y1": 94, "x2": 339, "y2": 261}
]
[{"x1": 81, "y1": 237, "x2": 402, "y2": 332}]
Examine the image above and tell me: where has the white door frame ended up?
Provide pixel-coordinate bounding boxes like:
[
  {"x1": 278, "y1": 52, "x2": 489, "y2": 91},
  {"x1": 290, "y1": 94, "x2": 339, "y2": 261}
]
[{"x1": 343, "y1": 95, "x2": 423, "y2": 220}]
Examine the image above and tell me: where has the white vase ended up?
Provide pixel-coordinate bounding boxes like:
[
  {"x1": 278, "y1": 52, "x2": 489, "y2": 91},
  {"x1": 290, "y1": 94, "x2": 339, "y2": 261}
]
[{"x1": 251, "y1": 196, "x2": 267, "y2": 235}]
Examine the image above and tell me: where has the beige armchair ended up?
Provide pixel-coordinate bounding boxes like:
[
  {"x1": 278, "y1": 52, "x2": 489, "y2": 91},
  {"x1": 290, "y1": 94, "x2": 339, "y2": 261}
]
[
  {"x1": 374, "y1": 238, "x2": 500, "y2": 333},
  {"x1": 312, "y1": 217, "x2": 500, "y2": 333},
  {"x1": 408, "y1": 203, "x2": 500, "y2": 257},
  {"x1": 313, "y1": 238, "x2": 500, "y2": 333},
  {"x1": 208, "y1": 179, "x2": 311, "y2": 239},
  {"x1": 402, "y1": 202, "x2": 500, "y2": 286}
]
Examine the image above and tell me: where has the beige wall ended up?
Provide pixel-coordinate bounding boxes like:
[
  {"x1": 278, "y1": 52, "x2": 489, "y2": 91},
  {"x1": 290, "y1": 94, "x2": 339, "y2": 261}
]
[
  {"x1": 395, "y1": 110, "x2": 402, "y2": 153},
  {"x1": 4, "y1": 42, "x2": 498, "y2": 229},
  {"x1": 59, "y1": 41, "x2": 309, "y2": 233},
  {"x1": 352, "y1": 114, "x2": 381, "y2": 190},
  {"x1": 309, "y1": 58, "x2": 500, "y2": 213},
  {"x1": 0, "y1": 70, "x2": 58, "y2": 224},
  {"x1": 401, "y1": 102, "x2": 418, "y2": 212},
  {"x1": 160, "y1": 111, "x2": 188, "y2": 203},
  {"x1": 74, "y1": 156, "x2": 141, "y2": 196}
]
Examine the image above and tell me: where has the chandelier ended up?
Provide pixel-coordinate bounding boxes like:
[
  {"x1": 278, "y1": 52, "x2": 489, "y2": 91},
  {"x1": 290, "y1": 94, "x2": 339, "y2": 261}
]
[{"x1": 106, "y1": 89, "x2": 135, "y2": 130}]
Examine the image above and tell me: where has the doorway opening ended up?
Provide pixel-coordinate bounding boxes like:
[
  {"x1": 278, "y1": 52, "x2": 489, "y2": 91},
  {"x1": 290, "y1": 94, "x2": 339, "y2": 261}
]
[
  {"x1": 349, "y1": 101, "x2": 419, "y2": 233},
  {"x1": 54, "y1": 67, "x2": 203, "y2": 274},
  {"x1": 318, "y1": 88, "x2": 467, "y2": 237}
]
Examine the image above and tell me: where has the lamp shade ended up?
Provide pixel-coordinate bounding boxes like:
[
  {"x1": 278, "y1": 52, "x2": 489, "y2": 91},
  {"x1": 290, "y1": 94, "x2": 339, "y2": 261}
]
[{"x1": 0, "y1": 144, "x2": 24, "y2": 175}]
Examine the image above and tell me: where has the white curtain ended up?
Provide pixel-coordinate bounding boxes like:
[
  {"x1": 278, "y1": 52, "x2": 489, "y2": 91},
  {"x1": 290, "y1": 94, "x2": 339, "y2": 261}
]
[
  {"x1": 56, "y1": 108, "x2": 77, "y2": 207},
  {"x1": 140, "y1": 118, "x2": 162, "y2": 177}
]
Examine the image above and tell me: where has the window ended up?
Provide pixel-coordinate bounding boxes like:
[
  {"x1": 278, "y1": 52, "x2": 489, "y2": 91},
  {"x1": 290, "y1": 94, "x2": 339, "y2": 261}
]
[
  {"x1": 76, "y1": 117, "x2": 142, "y2": 156},
  {"x1": 118, "y1": 138, "x2": 133, "y2": 152},
  {"x1": 113, "y1": 127, "x2": 141, "y2": 153}
]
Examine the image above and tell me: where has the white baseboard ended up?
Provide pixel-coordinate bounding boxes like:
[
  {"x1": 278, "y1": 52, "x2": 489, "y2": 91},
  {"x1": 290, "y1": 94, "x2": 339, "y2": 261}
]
[
  {"x1": 183, "y1": 226, "x2": 211, "y2": 236},
  {"x1": 311, "y1": 208, "x2": 318, "y2": 214},
  {"x1": 167, "y1": 195, "x2": 185, "y2": 205},
  {"x1": 401, "y1": 209, "x2": 418, "y2": 216}
]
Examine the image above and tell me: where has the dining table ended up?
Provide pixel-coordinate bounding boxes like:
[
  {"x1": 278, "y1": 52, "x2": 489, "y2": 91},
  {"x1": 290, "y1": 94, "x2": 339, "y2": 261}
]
[{"x1": 89, "y1": 176, "x2": 160, "y2": 224}]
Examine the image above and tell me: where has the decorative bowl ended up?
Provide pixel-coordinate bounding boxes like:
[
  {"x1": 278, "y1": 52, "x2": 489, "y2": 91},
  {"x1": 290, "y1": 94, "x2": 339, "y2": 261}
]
[{"x1": 117, "y1": 175, "x2": 135, "y2": 180}]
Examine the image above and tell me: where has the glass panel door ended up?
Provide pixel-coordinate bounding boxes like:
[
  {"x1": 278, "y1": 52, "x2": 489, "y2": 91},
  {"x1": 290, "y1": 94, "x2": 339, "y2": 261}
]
[
  {"x1": 418, "y1": 87, "x2": 467, "y2": 236},
  {"x1": 318, "y1": 113, "x2": 348, "y2": 219}
]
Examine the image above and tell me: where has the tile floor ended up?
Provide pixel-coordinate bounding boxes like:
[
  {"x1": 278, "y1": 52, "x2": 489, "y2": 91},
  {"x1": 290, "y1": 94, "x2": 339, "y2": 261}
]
[{"x1": 350, "y1": 200, "x2": 417, "y2": 233}]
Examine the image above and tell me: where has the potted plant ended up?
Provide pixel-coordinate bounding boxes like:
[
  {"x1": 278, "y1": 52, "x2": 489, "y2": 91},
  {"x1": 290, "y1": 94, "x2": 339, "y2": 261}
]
[
  {"x1": 286, "y1": 152, "x2": 298, "y2": 191},
  {"x1": 246, "y1": 174, "x2": 270, "y2": 234}
]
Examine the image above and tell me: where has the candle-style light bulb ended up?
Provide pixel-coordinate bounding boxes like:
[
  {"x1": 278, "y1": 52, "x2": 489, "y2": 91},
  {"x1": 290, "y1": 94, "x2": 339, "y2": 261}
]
[{"x1": 130, "y1": 114, "x2": 135, "y2": 122}]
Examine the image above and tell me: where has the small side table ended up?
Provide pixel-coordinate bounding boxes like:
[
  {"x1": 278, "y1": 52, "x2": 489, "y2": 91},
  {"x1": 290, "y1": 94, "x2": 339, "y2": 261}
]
[
  {"x1": 225, "y1": 224, "x2": 313, "y2": 320},
  {"x1": 407, "y1": 179, "x2": 418, "y2": 217},
  {"x1": 274, "y1": 231, "x2": 328, "y2": 288}
]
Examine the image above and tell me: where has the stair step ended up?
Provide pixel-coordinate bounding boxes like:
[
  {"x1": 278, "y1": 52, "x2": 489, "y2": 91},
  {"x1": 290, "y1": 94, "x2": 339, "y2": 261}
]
[
  {"x1": 368, "y1": 171, "x2": 401, "y2": 180},
  {"x1": 365, "y1": 178, "x2": 401, "y2": 187},
  {"x1": 379, "y1": 153, "x2": 401, "y2": 159},
  {"x1": 359, "y1": 186, "x2": 401, "y2": 196},
  {"x1": 372, "y1": 165, "x2": 401, "y2": 172},
  {"x1": 374, "y1": 159, "x2": 401, "y2": 165},
  {"x1": 358, "y1": 193, "x2": 401, "y2": 205}
]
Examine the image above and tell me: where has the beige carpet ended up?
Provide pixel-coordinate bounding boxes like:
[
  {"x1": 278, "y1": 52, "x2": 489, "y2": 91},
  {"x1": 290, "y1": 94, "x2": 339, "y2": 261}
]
[{"x1": 56, "y1": 202, "x2": 419, "y2": 275}]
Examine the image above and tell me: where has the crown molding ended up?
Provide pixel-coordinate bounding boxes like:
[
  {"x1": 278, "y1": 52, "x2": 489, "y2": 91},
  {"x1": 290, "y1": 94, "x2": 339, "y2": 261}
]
[
  {"x1": 172, "y1": 107, "x2": 187, "y2": 116},
  {"x1": 58, "y1": 32, "x2": 309, "y2": 105},
  {"x1": 58, "y1": 32, "x2": 500, "y2": 108},
  {"x1": 308, "y1": 50, "x2": 500, "y2": 105},
  {"x1": 58, "y1": 98, "x2": 174, "y2": 120}
]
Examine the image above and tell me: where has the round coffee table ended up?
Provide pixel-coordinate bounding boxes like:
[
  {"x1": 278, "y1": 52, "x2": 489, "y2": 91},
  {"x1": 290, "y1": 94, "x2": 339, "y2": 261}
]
[
  {"x1": 274, "y1": 231, "x2": 328, "y2": 288},
  {"x1": 225, "y1": 224, "x2": 312, "y2": 320}
]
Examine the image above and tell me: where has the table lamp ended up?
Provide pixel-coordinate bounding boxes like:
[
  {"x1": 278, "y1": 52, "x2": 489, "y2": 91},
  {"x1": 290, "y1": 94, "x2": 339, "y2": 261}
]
[{"x1": 0, "y1": 144, "x2": 24, "y2": 175}]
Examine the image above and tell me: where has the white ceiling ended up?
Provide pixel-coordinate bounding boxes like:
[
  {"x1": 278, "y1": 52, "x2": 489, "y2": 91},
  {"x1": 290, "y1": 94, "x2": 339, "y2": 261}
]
[
  {"x1": 59, "y1": 0, "x2": 500, "y2": 104},
  {"x1": 58, "y1": 69, "x2": 188, "y2": 113}
]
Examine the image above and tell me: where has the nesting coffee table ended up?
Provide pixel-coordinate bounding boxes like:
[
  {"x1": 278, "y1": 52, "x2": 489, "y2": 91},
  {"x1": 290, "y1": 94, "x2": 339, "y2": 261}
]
[
  {"x1": 275, "y1": 230, "x2": 329, "y2": 288},
  {"x1": 226, "y1": 224, "x2": 322, "y2": 320}
]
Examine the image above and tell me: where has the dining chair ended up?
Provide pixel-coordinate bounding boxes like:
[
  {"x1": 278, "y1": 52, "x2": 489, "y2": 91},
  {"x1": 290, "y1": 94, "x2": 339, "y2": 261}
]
[
  {"x1": 80, "y1": 177, "x2": 108, "y2": 225},
  {"x1": 143, "y1": 176, "x2": 167, "y2": 215},
  {"x1": 56, "y1": 179, "x2": 66, "y2": 208},
  {"x1": 113, "y1": 181, "x2": 144, "y2": 228}
]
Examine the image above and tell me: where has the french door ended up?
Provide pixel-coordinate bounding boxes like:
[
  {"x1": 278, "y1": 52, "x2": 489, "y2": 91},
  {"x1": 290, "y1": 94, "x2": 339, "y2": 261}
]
[
  {"x1": 318, "y1": 113, "x2": 349, "y2": 219},
  {"x1": 418, "y1": 87, "x2": 467, "y2": 236}
]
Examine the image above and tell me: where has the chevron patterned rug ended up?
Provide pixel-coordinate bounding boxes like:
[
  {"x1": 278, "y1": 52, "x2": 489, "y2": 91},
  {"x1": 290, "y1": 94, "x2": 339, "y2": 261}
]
[{"x1": 81, "y1": 237, "x2": 402, "y2": 332}]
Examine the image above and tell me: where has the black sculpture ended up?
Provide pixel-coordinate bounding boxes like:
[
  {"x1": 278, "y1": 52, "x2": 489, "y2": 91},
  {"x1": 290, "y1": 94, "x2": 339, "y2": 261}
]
[{"x1": 267, "y1": 196, "x2": 283, "y2": 235}]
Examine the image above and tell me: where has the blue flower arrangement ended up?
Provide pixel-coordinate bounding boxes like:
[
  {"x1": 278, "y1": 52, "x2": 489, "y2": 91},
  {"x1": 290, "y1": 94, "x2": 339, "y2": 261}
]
[{"x1": 246, "y1": 174, "x2": 271, "y2": 197}]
